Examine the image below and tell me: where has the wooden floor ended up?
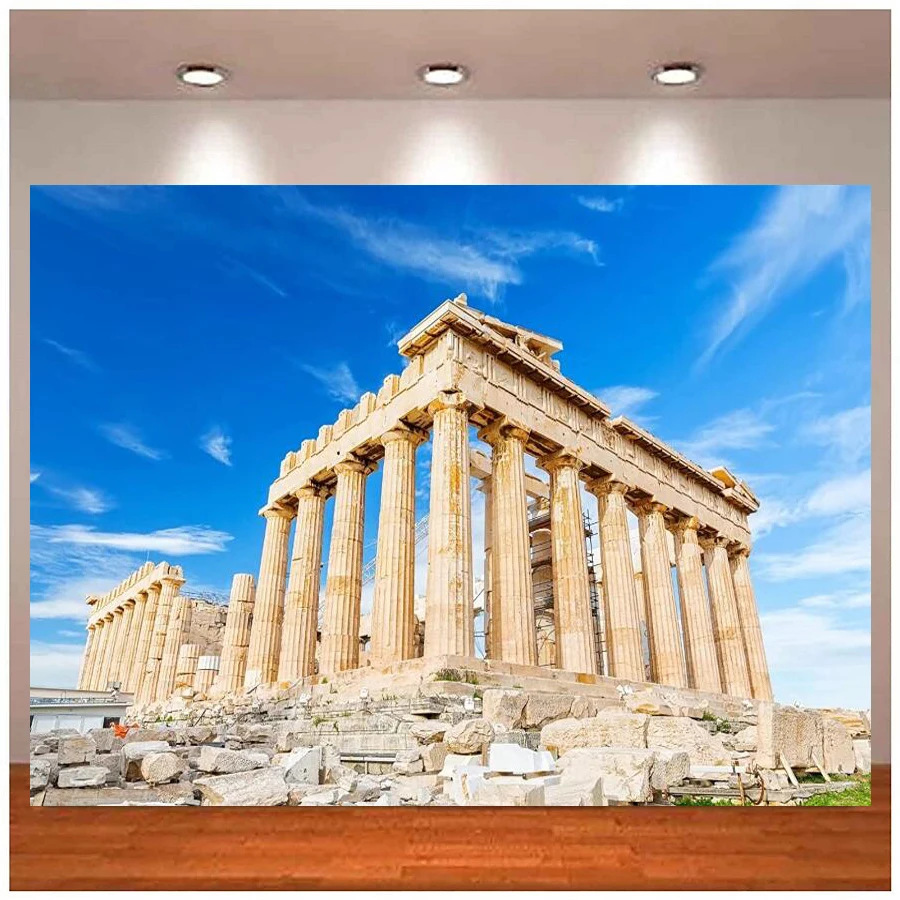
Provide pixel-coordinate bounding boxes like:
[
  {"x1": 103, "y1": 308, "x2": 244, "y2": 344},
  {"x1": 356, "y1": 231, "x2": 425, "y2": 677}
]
[{"x1": 11, "y1": 764, "x2": 890, "y2": 890}]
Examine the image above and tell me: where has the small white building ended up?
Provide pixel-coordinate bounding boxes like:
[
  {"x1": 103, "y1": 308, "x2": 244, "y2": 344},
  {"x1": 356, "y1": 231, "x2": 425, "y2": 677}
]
[{"x1": 29, "y1": 686, "x2": 134, "y2": 734}]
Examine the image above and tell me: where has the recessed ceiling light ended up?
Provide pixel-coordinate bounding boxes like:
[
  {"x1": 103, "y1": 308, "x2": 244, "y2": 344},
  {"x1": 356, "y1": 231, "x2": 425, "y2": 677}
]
[
  {"x1": 651, "y1": 63, "x2": 703, "y2": 87},
  {"x1": 418, "y1": 63, "x2": 469, "y2": 87},
  {"x1": 176, "y1": 64, "x2": 230, "y2": 88}
]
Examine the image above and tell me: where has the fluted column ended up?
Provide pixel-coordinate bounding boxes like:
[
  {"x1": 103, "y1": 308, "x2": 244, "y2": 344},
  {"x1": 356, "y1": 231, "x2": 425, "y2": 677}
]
[
  {"x1": 672, "y1": 517, "x2": 722, "y2": 693},
  {"x1": 94, "y1": 613, "x2": 116, "y2": 690},
  {"x1": 174, "y1": 643, "x2": 200, "y2": 691},
  {"x1": 157, "y1": 593, "x2": 193, "y2": 700},
  {"x1": 480, "y1": 477, "x2": 495, "y2": 659},
  {"x1": 279, "y1": 484, "x2": 330, "y2": 681},
  {"x1": 130, "y1": 585, "x2": 160, "y2": 700},
  {"x1": 83, "y1": 621, "x2": 104, "y2": 690},
  {"x1": 730, "y1": 545, "x2": 773, "y2": 700},
  {"x1": 215, "y1": 574, "x2": 256, "y2": 693},
  {"x1": 479, "y1": 419, "x2": 537, "y2": 666},
  {"x1": 320, "y1": 459, "x2": 371, "y2": 674},
  {"x1": 244, "y1": 506, "x2": 294, "y2": 688},
  {"x1": 139, "y1": 575, "x2": 183, "y2": 704},
  {"x1": 106, "y1": 607, "x2": 129, "y2": 687},
  {"x1": 701, "y1": 534, "x2": 752, "y2": 698},
  {"x1": 587, "y1": 478, "x2": 644, "y2": 682},
  {"x1": 119, "y1": 595, "x2": 146, "y2": 693},
  {"x1": 424, "y1": 391, "x2": 475, "y2": 658},
  {"x1": 634, "y1": 500, "x2": 687, "y2": 688},
  {"x1": 370, "y1": 428, "x2": 426, "y2": 668},
  {"x1": 538, "y1": 451, "x2": 596, "y2": 674},
  {"x1": 77, "y1": 625, "x2": 98, "y2": 689}
]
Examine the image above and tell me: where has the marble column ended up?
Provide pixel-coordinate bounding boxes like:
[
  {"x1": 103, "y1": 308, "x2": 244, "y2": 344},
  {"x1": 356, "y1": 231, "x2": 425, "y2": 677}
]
[
  {"x1": 701, "y1": 534, "x2": 752, "y2": 698},
  {"x1": 538, "y1": 451, "x2": 597, "y2": 675},
  {"x1": 479, "y1": 419, "x2": 537, "y2": 666},
  {"x1": 215, "y1": 574, "x2": 256, "y2": 693},
  {"x1": 634, "y1": 500, "x2": 687, "y2": 688},
  {"x1": 174, "y1": 643, "x2": 200, "y2": 691},
  {"x1": 120, "y1": 595, "x2": 146, "y2": 693},
  {"x1": 195, "y1": 656, "x2": 220, "y2": 696},
  {"x1": 320, "y1": 459, "x2": 371, "y2": 674},
  {"x1": 78, "y1": 625, "x2": 97, "y2": 690},
  {"x1": 370, "y1": 428, "x2": 425, "y2": 668},
  {"x1": 130, "y1": 585, "x2": 160, "y2": 700},
  {"x1": 424, "y1": 391, "x2": 475, "y2": 658},
  {"x1": 672, "y1": 517, "x2": 722, "y2": 694},
  {"x1": 587, "y1": 478, "x2": 644, "y2": 682},
  {"x1": 83, "y1": 621, "x2": 104, "y2": 690},
  {"x1": 139, "y1": 575, "x2": 183, "y2": 704},
  {"x1": 480, "y1": 477, "x2": 495, "y2": 660},
  {"x1": 87, "y1": 618, "x2": 108, "y2": 689},
  {"x1": 157, "y1": 593, "x2": 193, "y2": 700},
  {"x1": 95, "y1": 613, "x2": 116, "y2": 690},
  {"x1": 279, "y1": 484, "x2": 329, "y2": 681},
  {"x1": 244, "y1": 506, "x2": 294, "y2": 689},
  {"x1": 106, "y1": 607, "x2": 129, "y2": 687},
  {"x1": 730, "y1": 545, "x2": 773, "y2": 700}
]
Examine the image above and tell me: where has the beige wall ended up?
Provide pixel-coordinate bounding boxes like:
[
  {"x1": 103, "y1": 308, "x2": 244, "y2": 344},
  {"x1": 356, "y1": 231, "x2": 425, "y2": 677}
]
[{"x1": 13, "y1": 98, "x2": 888, "y2": 762}]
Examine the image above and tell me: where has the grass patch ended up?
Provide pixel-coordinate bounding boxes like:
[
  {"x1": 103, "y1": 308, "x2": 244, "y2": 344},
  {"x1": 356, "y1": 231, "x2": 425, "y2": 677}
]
[
  {"x1": 433, "y1": 668, "x2": 480, "y2": 685},
  {"x1": 803, "y1": 774, "x2": 871, "y2": 806},
  {"x1": 673, "y1": 795, "x2": 739, "y2": 807}
]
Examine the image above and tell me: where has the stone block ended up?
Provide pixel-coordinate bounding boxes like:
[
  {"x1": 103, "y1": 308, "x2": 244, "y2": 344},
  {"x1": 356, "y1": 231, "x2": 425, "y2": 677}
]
[
  {"x1": 197, "y1": 746, "x2": 269, "y2": 775},
  {"x1": 821, "y1": 718, "x2": 856, "y2": 775},
  {"x1": 140, "y1": 751, "x2": 186, "y2": 785},
  {"x1": 40, "y1": 729, "x2": 80, "y2": 751},
  {"x1": 646, "y1": 716, "x2": 731, "y2": 766},
  {"x1": 649, "y1": 749, "x2": 690, "y2": 791},
  {"x1": 481, "y1": 689, "x2": 527, "y2": 729},
  {"x1": 299, "y1": 787, "x2": 352, "y2": 806},
  {"x1": 408, "y1": 721, "x2": 449, "y2": 745},
  {"x1": 852, "y1": 738, "x2": 872, "y2": 774},
  {"x1": 195, "y1": 768, "x2": 289, "y2": 806},
  {"x1": 57, "y1": 735, "x2": 97, "y2": 767},
  {"x1": 122, "y1": 741, "x2": 172, "y2": 780},
  {"x1": 42, "y1": 783, "x2": 197, "y2": 806},
  {"x1": 556, "y1": 747, "x2": 654, "y2": 803},
  {"x1": 421, "y1": 742, "x2": 449, "y2": 774},
  {"x1": 445, "y1": 718, "x2": 495, "y2": 754},
  {"x1": 545, "y1": 768, "x2": 605, "y2": 806},
  {"x1": 465, "y1": 778, "x2": 546, "y2": 806},
  {"x1": 393, "y1": 748, "x2": 424, "y2": 775},
  {"x1": 522, "y1": 693, "x2": 574, "y2": 729},
  {"x1": 820, "y1": 709, "x2": 870, "y2": 737},
  {"x1": 729, "y1": 725, "x2": 758, "y2": 752},
  {"x1": 124, "y1": 727, "x2": 175, "y2": 745},
  {"x1": 349, "y1": 774, "x2": 382, "y2": 802},
  {"x1": 275, "y1": 746, "x2": 322, "y2": 785},
  {"x1": 88, "y1": 728, "x2": 123, "y2": 754},
  {"x1": 94, "y1": 752, "x2": 123, "y2": 783},
  {"x1": 540, "y1": 709, "x2": 648, "y2": 755},
  {"x1": 57, "y1": 766, "x2": 109, "y2": 788},
  {"x1": 487, "y1": 742, "x2": 555, "y2": 775},
  {"x1": 756, "y1": 702, "x2": 822, "y2": 770},
  {"x1": 445, "y1": 764, "x2": 490, "y2": 805},
  {"x1": 29, "y1": 758, "x2": 51, "y2": 794},
  {"x1": 437, "y1": 753, "x2": 482, "y2": 778}
]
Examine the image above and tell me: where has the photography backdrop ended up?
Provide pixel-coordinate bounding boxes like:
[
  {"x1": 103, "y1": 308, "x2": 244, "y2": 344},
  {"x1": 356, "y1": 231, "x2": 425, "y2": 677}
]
[{"x1": 11, "y1": 96, "x2": 888, "y2": 763}]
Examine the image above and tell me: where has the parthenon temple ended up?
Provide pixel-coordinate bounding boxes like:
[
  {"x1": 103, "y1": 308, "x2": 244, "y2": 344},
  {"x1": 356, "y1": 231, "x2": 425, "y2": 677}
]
[{"x1": 78, "y1": 294, "x2": 772, "y2": 706}]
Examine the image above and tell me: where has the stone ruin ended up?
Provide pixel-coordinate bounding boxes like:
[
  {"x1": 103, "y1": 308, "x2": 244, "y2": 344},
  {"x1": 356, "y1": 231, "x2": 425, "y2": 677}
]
[{"x1": 50, "y1": 295, "x2": 870, "y2": 807}]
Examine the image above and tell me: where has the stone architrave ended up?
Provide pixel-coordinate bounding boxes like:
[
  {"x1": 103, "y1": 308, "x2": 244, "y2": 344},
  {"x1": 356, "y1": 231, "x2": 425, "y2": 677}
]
[
  {"x1": 130, "y1": 584, "x2": 160, "y2": 699},
  {"x1": 157, "y1": 594, "x2": 194, "y2": 700},
  {"x1": 537, "y1": 450, "x2": 597, "y2": 675},
  {"x1": 424, "y1": 391, "x2": 475, "y2": 658},
  {"x1": 139, "y1": 574, "x2": 183, "y2": 704},
  {"x1": 672, "y1": 517, "x2": 721, "y2": 694},
  {"x1": 701, "y1": 535, "x2": 752, "y2": 698},
  {"x1": 634, "y1": 500, "x2": 687, "y2": 688},
  {"x1": 729, "y1": 545, "x2": 773, "y2": 701},
  {"x1": 320, "y1": 459, "x2": 371, "y2": 674},
  {"x1": 587, "y1": 478, "x2": 644, "y2": 682},
  {"x1": 370, "y1": 427, "x2": 426, "y2": 668},
  {"x1": 214, "y1": 574, "x2": 256, "y2": 693},
  {"x1": 279, "y1": 484, "x2": 329, "y2": 681},
  {"x1": 479, "y1": 418, "x2": 537, "y2": 666},
  {"x1": 244, "y1": 506, "x2": 294, "y2": 689}
]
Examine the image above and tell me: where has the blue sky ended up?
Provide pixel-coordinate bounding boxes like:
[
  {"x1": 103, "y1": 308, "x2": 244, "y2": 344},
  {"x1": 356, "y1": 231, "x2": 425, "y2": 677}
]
[{"x1": 30, "y1": 185, "x2": 871, "y2": 710}]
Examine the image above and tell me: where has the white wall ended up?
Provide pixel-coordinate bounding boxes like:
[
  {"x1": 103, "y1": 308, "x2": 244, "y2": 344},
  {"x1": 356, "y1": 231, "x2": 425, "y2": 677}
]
[{"x1": 12, "y1": 98, "x2": 889, "y2": 762}]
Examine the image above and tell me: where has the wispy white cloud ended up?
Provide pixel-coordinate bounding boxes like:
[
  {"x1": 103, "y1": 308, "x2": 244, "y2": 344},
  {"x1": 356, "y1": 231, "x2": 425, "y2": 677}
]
[
  {"x1": 577, "y1": 195, "x2": 624, "y2": 213},
  {"x1": 699, "y1": 185, "x2": 870, "y2": 367},
  {"x1": 30, "y1": 471, "x2": 40, "y2": 483},
  {"x1": 200, "y1": 426, "x2": 233, "y2": 467},
  {"x1": 803, "y1": 404, "x2": 871, "y2": 466},
  {"x1": 30, "y1": 641, "x2": 86, "y2": 688},
  {"x1": 797, "y1": 590, "x2": 870, "y2": 610},
  {"x1": 43, "y1": 523, "x2": 233, "y2": 556},
  {"x1": 44, "y1": 484, "x2": 114, "y2": 515},
  {"x1": 384, "y1": 320, "x2": 406, "y2": 348},
  {"x1": 299, "y1": 361, "x2": 360, "y2": 404},
  {"x1": 99, "y1": 422, "x2": 167, "y2": 461},
  {"x1": 43, "y1": 338, "x2": 98, "y2": 372},
  {"x1": 594, "y1": 385, "x2": 658, "y2": 416},
  {"x1": 675, "y1": 407, "x2": 775, "y2": 470}
]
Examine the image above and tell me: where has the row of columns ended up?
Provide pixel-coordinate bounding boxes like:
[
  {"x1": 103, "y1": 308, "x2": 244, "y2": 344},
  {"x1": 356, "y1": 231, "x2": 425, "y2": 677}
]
[
  {"x1": 241, "y1": 391, "x2": 770, "y2": 701},
  {"x1": 78, "y1": 573, "x2": 192, "y2": 704}
]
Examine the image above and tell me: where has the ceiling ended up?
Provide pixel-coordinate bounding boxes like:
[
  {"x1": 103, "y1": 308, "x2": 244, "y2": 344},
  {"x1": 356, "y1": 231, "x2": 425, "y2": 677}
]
[{"x1": 11, "y1": 9, "x2": 890, "y2": 101}]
